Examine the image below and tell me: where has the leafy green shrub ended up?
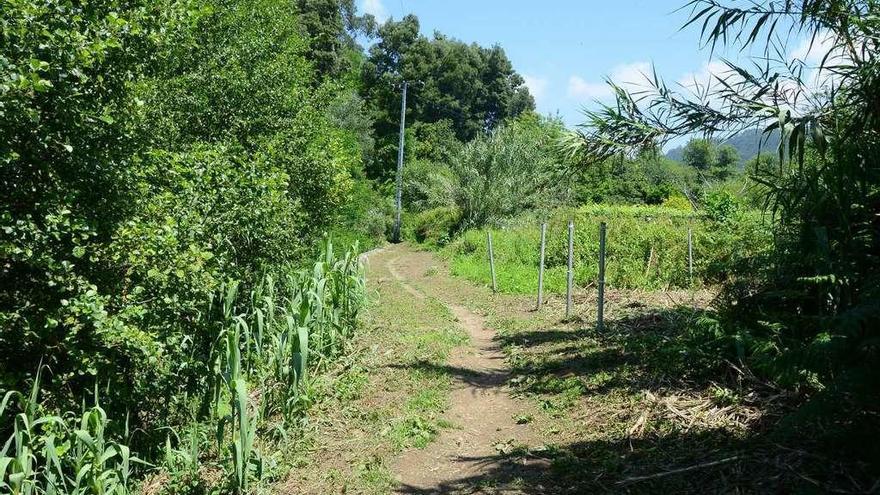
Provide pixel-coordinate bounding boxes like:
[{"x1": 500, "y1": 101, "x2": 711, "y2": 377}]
[
  {"x1": 1, "y1": 240, "x2": 366, "y2": 494},
  {"x1": 662, "y1": 193, "x2": 693, "y2": 211},
  {"x1": 412, "y1": 207, "x2": 462, "y2": 246},
  {"x1": 572, "y1": 154, "x2": 698, "y2": 206},
  {"x1": 0, "y1": 0, "x2": 188, "y2": 429},
  {"x1": 702, "y1": 189, "x2": 742, "y2": 224},
  {"x1": 402, "y1": 160, "x2": 457, "y2": 213},
  {"x1": 450, "y1": 115, "x2": 572, "y2": 228},
  {"x1": 331, "y1": 176, "x2": 393, "y2": 251}
]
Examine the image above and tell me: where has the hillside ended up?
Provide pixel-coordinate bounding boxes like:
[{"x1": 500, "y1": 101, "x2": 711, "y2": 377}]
[{"x1": 666, "y1": 129, "x2": 781, "y2": 164}]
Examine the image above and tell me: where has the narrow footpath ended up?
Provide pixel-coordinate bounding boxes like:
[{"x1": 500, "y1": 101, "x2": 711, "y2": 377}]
[{"x1": 385, "y1": 248, "x2": 546, "y2": 493}]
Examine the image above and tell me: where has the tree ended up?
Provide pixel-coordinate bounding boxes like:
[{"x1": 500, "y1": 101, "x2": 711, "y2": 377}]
[
  {"x1": 681, "y1": 138, "x2": 717, "y2": 171},
  {"x1": 713, "y1": 144, "x2": 740, "y2": 180},
  {"x1": 360, "y1": 15, "x2": 534, "y2": 179},
  {"x1": 295, "y1": 0, "x2": 376, "y2": 79}
]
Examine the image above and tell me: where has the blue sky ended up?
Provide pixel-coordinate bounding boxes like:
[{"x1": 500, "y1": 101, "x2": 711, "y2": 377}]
[{"x1": 357, "y1": 0, "x2": 734, "y2": 128}]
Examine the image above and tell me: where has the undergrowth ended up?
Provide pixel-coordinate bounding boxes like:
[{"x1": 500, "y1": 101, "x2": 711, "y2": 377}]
[
  {"x1": 444, "y1": 204, "x2": 770, "y2": 294},
  {"x1": 1, "y1": 239, "x2": 366, "y2": 494}
]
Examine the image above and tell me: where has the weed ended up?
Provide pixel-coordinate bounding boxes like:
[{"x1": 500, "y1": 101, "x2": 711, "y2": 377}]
[{"x1": 445, "y1": 204, "x2": 770, "y2": 293}]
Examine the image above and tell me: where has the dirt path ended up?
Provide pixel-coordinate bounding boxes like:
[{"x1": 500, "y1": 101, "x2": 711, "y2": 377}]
[
  {"x1": 282, "y1": 243, "x2": 806, "y2": 494},
  {"x1": 385, "y1": 249, "x2": 546, "y2": 494}
]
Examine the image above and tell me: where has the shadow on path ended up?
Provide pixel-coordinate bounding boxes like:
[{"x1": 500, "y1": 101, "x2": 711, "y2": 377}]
[
  {"x1": 392, "y1": 303, "x2": 868, "y2": 494},
  {"x1": 388, "y1": 361, "x2": 509, "y2": 389}
]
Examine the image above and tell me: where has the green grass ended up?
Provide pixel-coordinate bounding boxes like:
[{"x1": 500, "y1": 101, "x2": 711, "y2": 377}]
[
  {"x1": 425, "y1": 261, "x2": 857, "y2": 493},
  {"x1": 282, "y1": 248, "x2": 470, "y2": 493},
  {"x1": 445, "y1": 204, "x2": 770, "y2": 294}
]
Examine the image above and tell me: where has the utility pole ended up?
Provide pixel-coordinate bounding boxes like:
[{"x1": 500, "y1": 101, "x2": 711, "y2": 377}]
[{"x1": 392, "y1": 81, "x2": 408, "y2": 243}]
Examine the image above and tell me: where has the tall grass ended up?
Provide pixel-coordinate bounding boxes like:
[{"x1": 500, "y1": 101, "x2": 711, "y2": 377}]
[
  {"x1": 446, "y1": 205, "x2": 770, "y2": 293},
  {"x1": 1, "y1": 238, "x2": 366, "y2": 494},
  {"x1": 0, "y1": 368, "x2": 140, "y2": 495}
]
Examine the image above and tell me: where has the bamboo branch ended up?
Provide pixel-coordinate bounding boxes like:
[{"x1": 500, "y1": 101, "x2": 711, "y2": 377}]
[{"x1": 616, "y1": 456, "x2": 740, "y2": 485}]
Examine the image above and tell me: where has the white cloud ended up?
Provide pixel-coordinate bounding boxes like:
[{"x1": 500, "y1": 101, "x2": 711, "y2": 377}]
[
  {"x1": 523, "y1": 75, "x2": 549, "y2": 104},
  {"x1": 567, "y1": 62, "x2": 651, "y2": 101},
  {"x1": 676, "y1": 60, "x2": 730, "y2": 94},
  {"x1": 360, "y1": 0, "x2": 388, "y2": 22},
  {"x1": 567, "y1": 76, "x2": 611, "y2": 100},
  {"x1": 608, "y1": 61, "x2": 652, "y2": 90},
  {"x1": 791, "y1": 31, "x2": 837, "y2": 65}
]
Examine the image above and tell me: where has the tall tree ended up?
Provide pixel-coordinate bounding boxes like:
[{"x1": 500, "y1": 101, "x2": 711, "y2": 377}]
[
  {"x1": 295, "y1": 0, "x2": 377, "y2": 79},
  {"x1": 713, "y1": 144, "x2": 740, "y2": 180},
  {"x1": 681, "y1": 138, "x2": 717, "y2": 171},
  {"x1": 361, "y1": 15, "x2": 534, "y2": 179}
]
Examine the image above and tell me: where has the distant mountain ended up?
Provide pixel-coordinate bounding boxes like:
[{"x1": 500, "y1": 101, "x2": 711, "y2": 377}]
[{"x1": 666, "y1": 129, "x2": 781, "y2": 165}]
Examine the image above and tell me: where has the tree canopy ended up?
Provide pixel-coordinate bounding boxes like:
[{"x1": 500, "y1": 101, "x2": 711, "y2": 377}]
[{"x1": 360, "y1": 14, "x2": 534, "y2": 179}]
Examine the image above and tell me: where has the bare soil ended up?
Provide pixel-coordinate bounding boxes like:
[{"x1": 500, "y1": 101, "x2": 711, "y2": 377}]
[
  {"x1": 279, "y1": 243, "x2": 817, "y2": 494},
  {"x1": 387, "y1": 251, "x2": 545, "y2": 494}
]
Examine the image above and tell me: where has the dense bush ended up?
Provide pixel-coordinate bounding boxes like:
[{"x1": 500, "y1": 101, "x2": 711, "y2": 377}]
[
  {"x1": 411, "y1": 207, "x2": 462, "y2": 246},
  {"x1": 1, "y1": 0, "x2": 384, "y2": 490},
  {"x1": 1, "y1": 0, "x2": 178, "y2": 413},
  {"x1": 1, "y1": 240, "x2": 366, "y2": 494},
  {"x1": 402, "y1": 160, "x2": 457, "y2": 213},
  {"x1": 573, "y1": 153, "x2": 697, "y2": 206},
  {"x1": 450, "y1": 114, "x2": 573, "y2": 228},
  {"x1": 331, "y1": 169, "x2": 394, "y2": 251}
]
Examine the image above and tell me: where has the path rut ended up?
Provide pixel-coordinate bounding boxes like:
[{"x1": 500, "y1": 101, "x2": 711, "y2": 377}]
[{"x1": 385, "y1": 250, "x2": 546, "y2": 494}]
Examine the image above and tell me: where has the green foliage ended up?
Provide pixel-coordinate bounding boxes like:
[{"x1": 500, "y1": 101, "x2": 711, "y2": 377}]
[
  {"x1": 446, "y1": 205, "x2": 770, "y2": 293},
  {"x1": 682, "y1": 138, "x2": 717, "y2": 171},
  {"x1": 402, "y1": 161, "x2": 457, "y2": 213},
  {"x1": 0, "y1": 0, "x2": 171, "y2": 411},
  {"x1": 1, "y1": 0, "x2": 370, "y2": 428},
  {"x1": 680, "y1": 139, "x2": 739, "y2": 181},
  {"x1": 411, "y1": 120, "x2": 461, "y2": 164},
  {"x1": 449, "y1": 115, "x2": 571, "y2": 228},
  {"x1": 0, "y1": 370, "x2": 140, "y2": 495},
  {"x1": 574, "y1": 153, "x2": 696, "y2": 205},
  {"x1": 714, "y1": 144, "x2": 740, "y2": 180},
  {"x1": 661, "y1": 193, "x2": 693, "y2": 211},
  {"x1": 702, "y1": 189, "x2": 742, "y2": 224},
  {"x1": 327, "y1": 89, "x2": 376, "y2": 165},
  {"x1": 360, "y1": 14, "x2": 534, "y2": 179},
  {"x1": 0, "y1": 241, "x2": 366, "y2": 494},
  {"x1": 294, "y1": 0, "x2": 371, "y2": 79},
  {"x1": 411, "y1": 207, "x2": 462, "y2": 246},
  {"x1": 742, "y1": 152, "x2": 776, "y2": 208},
  {"x1": 331, "y1": 174, "x2": 393, "y2": 251},
  {"x1": 144, "y1": 0, "x2": 312, "y2": 147},
  {"x1": 1, "y1": 0, "x2": 383, "y2": 491},
  {"x1": 565, "y1": 0, "x2": 880, "y2": 456}
]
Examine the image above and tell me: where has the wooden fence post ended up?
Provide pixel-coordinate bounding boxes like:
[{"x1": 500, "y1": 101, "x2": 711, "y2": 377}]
[
  {"x1": 687, "y1": 227, "x2": 694, "y2": 285},
  {"x1": 537, "y1": 222, "x2": 547, "y2": 310},
  {"x1": 488, "y1": 231, "x2": 497, "y2": 293},
  {"x1": 597, "y1": 222, "x2": 607, "y2": 331},
  {"x1": 565, "y1": 220, "x2": 574, "y2": 319}
]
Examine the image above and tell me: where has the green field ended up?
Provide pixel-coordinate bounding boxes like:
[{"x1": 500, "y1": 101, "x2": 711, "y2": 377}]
[{"x1": 445, "y1": 205, "x2": 771, "y2": 294}]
